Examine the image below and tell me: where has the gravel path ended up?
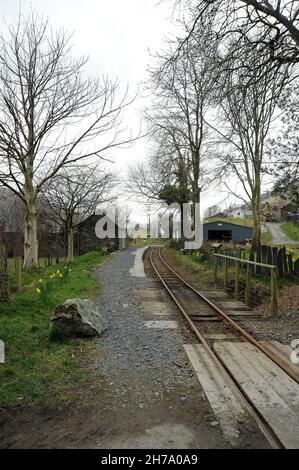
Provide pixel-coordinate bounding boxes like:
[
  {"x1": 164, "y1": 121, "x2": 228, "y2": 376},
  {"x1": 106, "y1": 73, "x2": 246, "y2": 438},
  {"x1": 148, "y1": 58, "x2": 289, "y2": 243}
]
[
  {"x1": 87, "y1": 247, "x2": 267, "y2": 449},
  {"x1": 267, "y1": 222, "x2": 297, "y2": 245},
  {"x1": 90, "y1": 247, "x2": 228, "y2": 448}
]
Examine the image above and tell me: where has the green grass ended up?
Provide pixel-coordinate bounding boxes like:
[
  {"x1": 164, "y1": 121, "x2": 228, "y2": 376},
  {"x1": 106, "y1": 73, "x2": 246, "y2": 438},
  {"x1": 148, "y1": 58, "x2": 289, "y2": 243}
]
[
  {"x1": 281, "y1": 222, "x2": 299, "y2": 242},
  {"x1": 0, "y1": 251, "x2": 110, "y2": 406},
  {"x1": 286, "y1": 247, "x2": 299, "y2": 261},
  {"x1": 128, "y1": 238, "x2": 155, "y2": 247},
  {"x1": 204, "y1": 217, "x2": 253, "y2": 226},
  {"x1": 164, "y1": 248, "x2": 215, "y2": 285},
  {"x1": 261, "y1": 228, "x2": 273, "y2": 244}
]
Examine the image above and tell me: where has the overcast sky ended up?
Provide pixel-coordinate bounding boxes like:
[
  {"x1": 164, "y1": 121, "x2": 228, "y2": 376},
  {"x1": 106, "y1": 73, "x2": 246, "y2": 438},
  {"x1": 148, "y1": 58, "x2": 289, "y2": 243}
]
[{"x1": 0, "y1": 0, "x2": 251, "y2": 222}]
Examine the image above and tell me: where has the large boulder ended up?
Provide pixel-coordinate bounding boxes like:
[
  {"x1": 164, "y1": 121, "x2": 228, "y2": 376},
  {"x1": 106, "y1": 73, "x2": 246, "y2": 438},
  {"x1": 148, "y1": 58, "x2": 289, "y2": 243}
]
[{"x1": 50, "y1": 298, "x2": 106, "y2": 339}]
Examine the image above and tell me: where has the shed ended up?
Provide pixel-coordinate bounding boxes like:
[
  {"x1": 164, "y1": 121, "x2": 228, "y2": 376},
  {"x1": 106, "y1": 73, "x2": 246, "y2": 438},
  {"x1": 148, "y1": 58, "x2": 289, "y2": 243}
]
[
  {"x1": 203, "y1": 220, "x2": 253, "y2": 243},
  {"x1": 76, "y1": 214, "x2": 127, "y2": 255}
]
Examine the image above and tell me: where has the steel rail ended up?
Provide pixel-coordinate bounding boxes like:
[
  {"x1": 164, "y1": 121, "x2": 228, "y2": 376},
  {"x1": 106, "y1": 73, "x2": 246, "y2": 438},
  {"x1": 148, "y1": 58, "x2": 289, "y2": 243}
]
[
  {"x1": 148, "y1": 247, "x2": 284, "y2": 449},
  {"x1": 157, "y1": 247, "x2": 299, "y2": 385}
]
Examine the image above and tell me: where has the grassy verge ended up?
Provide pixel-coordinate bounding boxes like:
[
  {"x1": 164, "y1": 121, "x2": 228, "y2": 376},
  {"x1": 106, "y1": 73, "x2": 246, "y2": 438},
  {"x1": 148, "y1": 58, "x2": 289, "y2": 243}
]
[
  {"x1": 281, "y1": 222, "x2": 299, "y2": 242},
  {"x1": 0, "y1": 251, "x2": 110, "y2": 406},
  {"x1": 164, "y1": 246, "x2": 298, "y2": 291},
  {"x1": 128, "y1": 238, "x2": 154, "y2": 247},
  {"x1": 261, "y1": 228, "x2": 272, "y2": 244},
  {"x1": 164, "y1": 248, "x2": 215, "y2": 285}
]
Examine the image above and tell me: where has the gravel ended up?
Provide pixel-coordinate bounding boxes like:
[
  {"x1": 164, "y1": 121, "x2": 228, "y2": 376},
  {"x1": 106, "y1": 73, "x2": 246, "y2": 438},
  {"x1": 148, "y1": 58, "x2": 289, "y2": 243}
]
[
  {"x1": 94, "y1": 247, "x2": 200, "y2": 400},
  {"x1": 87, "y1": 247, "x2": 268, "y2": 449}
]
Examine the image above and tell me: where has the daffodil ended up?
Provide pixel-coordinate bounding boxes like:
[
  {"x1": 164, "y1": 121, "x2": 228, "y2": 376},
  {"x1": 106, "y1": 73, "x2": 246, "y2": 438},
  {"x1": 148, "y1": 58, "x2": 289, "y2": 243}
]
[
  {"x1": 38, "y1": 279, "x2": 43, "y2": 283},
  {"x1": 36, "y1": 288, "x2": 41, "y2": 294},
  {"x1": 59, "y1": 273, "x2": 63, "y2": 278}
]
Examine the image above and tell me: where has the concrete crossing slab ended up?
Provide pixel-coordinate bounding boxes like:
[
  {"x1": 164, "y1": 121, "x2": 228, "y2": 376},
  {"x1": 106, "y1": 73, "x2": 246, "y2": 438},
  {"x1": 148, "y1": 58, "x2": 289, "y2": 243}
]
[
  {"x1": 134, "y1": 289, "x2": 169, "y2": 302},
  {"x1": 140, "y1": 301, "x2": 174, "y2": 316},
  {"x1": 145, "y1": 320, "x2": 178, "y2": 329},
  {"x1": 219, "y1": 300, "x2": 252, "y2": 310}
]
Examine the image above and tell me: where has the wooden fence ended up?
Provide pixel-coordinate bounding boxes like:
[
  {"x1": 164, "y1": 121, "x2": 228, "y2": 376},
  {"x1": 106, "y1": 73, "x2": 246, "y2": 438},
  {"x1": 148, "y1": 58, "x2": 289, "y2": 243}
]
[
  {"x1": 210, "y1": 244, "x2": 299, "y2": 279},
  {"x1": 212, "y1": 252, "x2": 278, "y2": 317}
]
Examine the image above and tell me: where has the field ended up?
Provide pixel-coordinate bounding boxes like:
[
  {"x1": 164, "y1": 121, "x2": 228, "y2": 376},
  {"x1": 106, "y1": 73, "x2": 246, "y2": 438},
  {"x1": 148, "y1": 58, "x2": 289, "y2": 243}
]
[
  {"x1": 204, "y1": 217, "x2": 254, "y2": 226},
  {"x1": 281, "y1": 222, "x2": 299, "y2": 242},
  {"x1": 0, "y1": 251, "x2": 110, "y2": 406}
]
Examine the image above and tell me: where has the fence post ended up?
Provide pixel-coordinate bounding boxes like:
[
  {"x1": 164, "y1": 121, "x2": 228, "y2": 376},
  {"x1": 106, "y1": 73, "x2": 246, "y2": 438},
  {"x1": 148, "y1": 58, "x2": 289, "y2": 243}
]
[
  {"x1": 234, "y1": 261, "x2": 240, "y2": 299},
  {"x1": 270, "y1": 267, "x2": 278, "y2": 317},
  {"x1": 15, "y1": 257, "x2": 22, "y2": 292},
  {"x1": 213, "y1": 256, "x2": 218, "y2": 285},
  {"x1": 244, "y1": 263, "x2": 251, "y2": 306},
  {"x1": 224, "y1": 258, "x2": 228, "y2": 292},
  {"x1": 0, "y1": 244, "x2": 10, "y2": 303}
]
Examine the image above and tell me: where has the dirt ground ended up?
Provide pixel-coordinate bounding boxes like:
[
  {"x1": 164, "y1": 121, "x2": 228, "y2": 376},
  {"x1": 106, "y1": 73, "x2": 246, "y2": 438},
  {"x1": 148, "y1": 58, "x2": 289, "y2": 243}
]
[{"x1": 0, "y1": 248, "x2": 272, "y2": 449}]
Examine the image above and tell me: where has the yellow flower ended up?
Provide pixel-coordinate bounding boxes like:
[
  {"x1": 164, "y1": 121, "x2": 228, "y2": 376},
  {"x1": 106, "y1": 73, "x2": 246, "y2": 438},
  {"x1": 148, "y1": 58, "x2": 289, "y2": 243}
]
[
  {"x1": 68, "y1": 268, "x2": 72, "y2": 272},
  {"x1": 56, "y1": 270, "x2": 60, "y2": 275},
  {"x1": 38, "y1": 279, "x2": 43, "y2": 283},
  {"x1": 59, "y1": 273, "x2": 63, "y2": 278},
  {"x1": 36, "y1": 288, "x2": 41, "y2": 294}
]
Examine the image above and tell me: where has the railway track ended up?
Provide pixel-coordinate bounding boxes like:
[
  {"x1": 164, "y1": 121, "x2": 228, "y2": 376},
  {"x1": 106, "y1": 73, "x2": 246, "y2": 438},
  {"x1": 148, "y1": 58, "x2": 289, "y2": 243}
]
[{"x1": 147, "y1": 246, "x2": 299, "y2": 449}]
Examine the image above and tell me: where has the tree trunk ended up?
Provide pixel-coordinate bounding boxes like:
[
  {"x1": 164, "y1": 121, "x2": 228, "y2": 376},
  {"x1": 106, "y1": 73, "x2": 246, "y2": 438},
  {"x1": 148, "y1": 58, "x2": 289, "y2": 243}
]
[
  {"x1": 67, "y1": 226, "x2": 74, "y2": 263},
  {"x1": 251, "y1": 187, "x2": 261, "y2": 249},
  {"x1": 24, "y1": 186, "x2": 39, "y2": 268}
]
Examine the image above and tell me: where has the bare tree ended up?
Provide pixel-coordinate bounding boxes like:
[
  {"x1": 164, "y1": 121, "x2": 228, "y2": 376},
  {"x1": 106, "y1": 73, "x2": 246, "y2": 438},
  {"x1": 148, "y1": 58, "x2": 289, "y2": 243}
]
[
  {"x1": 211, "y1": 52, "x2": 290, "y2": 246},
  {"x1": 128, "y1": 124, "x2": 191, "y2": 244},
  {"x1": 128, "y1": 125, "x2": 186, "y2": 202},
  {"x1": 172, "y1": 1, "x2": 299, "y2": 67},
  {"x1": 146, "y1": 31, "x2": 219, "y2": 225},
  {"x1": 41, "y1": 166, "x2": 117, "y2": 263},
  {"x1": 0, "y1": 12, "x2": 136, "y2": 268},
  {"x1": 269, "y1": 80, "x2": 299, "y2": 207}
]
